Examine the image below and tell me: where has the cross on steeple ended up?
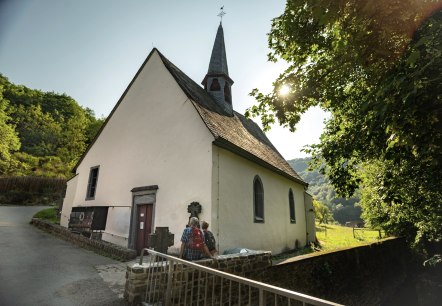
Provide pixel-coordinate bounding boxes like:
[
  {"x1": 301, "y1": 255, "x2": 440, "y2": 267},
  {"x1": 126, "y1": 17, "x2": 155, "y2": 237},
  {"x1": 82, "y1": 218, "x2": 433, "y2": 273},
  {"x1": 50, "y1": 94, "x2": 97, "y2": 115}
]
[{"x1": 218, "y1": 6, "x2": 226, "y2": 22}]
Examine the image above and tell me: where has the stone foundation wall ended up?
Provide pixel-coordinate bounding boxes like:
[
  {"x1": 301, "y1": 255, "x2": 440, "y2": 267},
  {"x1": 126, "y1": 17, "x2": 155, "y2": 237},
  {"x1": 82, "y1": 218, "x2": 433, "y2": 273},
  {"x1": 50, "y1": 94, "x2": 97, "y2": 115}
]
[
  {"x1": 31, "y1": 218, "x2": 137, "y2": 261},
  {"x1": 124, "y1": 251, "x2": 272, "y2": 305}
]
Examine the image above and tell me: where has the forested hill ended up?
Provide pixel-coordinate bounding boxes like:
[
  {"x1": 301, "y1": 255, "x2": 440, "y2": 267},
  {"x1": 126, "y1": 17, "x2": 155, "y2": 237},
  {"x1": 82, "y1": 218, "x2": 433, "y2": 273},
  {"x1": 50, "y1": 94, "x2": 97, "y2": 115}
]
[
  {"x1": 0, "y1": 74, "x2": 105, "y2": 178},
  {"x1": 288, "y1": 157, "x2": 362, "y2": 224}
]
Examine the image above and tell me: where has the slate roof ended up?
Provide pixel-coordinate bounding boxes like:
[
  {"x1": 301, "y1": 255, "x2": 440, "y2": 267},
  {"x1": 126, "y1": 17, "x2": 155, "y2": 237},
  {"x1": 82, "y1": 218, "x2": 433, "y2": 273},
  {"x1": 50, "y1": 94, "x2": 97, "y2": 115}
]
[
  {"x1": 158, "y1": 50, "x2": 307, "y2": 186},
  {"x1": 207, "y1": 23, "x2": 229, "y2": 76},
  {"x1": 73, "y1": 48, "x2": 306, "y2": 186}
]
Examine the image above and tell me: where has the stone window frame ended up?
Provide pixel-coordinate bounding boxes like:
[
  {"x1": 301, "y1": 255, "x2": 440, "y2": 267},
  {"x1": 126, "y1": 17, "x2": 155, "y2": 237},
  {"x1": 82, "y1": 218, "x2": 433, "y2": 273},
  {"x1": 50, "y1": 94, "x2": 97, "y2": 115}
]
[{"x1": 128, "y1": 185, "x2": 158, "y2": 250}]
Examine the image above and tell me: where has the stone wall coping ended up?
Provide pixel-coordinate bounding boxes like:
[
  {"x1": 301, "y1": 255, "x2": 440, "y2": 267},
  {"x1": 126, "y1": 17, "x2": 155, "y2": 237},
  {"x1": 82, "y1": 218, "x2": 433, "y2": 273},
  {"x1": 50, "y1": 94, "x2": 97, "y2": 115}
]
[
  {"x1": 216, "y1": 250, "x2": 271, "y2": 259},
  {"x1": 276, "y1": 237, "x2": 400, "y2": 265},
  {"x1": 128, "y1": 250, "x2": 272, "y2": 270}
]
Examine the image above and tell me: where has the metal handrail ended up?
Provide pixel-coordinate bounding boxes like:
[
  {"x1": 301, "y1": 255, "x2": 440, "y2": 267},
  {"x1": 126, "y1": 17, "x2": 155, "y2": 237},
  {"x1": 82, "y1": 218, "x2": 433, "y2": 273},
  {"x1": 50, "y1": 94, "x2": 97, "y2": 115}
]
[{"x1": 138, "y1": 248, "x2": 343, "y2": 306}]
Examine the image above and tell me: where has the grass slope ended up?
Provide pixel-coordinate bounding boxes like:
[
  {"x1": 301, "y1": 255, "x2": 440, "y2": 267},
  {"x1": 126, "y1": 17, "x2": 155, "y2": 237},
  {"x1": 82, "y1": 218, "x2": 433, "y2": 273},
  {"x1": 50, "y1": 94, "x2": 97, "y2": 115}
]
[
  {"x1": 316, "y1": 223, "x2": 384, "y2": 251},
  {"x1": 274, "y1": 223, "x2": 386, "y2": 262},
  {"x1": 33, "y1": 207, "x2": 60, "y2": 224}
]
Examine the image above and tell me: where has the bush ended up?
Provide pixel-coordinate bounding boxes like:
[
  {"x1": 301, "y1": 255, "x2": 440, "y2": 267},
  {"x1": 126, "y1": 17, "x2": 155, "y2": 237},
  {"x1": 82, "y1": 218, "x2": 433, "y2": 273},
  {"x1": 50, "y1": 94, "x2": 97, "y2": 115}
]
[{"x1": 0, "y1": 176, "x2": 66, "y2": 205}]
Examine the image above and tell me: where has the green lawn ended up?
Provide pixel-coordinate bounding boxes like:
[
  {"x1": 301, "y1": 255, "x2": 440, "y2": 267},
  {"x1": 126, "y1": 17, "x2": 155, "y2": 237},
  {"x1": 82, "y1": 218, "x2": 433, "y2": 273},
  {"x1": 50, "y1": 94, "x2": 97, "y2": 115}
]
[
  {"x1": 273, "y1": 223, "x2": 387, "y2": 262},
  {"x1": 316, "y1": 223, "x2": 385, "y2": 251},
  {"x1": 33, "y1": 207, "x2": 60, "y2": 224}
]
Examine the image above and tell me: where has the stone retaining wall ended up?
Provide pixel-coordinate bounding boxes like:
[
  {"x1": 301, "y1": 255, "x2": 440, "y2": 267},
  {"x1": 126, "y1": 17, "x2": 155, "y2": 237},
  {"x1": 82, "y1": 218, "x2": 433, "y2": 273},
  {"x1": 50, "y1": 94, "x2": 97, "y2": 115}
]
[
  {"x1": 259, "y1": 237, "x2": 409, "y2": 306},
  {"x1": 124, "y1": 238, "x2": 410, "y2": 305},
  {"x1": 124, "y1": 251, "x2": 272, "y2": 305},
  {"x1": 31, "y1": 218, "x2": 137, "y2": 261}
]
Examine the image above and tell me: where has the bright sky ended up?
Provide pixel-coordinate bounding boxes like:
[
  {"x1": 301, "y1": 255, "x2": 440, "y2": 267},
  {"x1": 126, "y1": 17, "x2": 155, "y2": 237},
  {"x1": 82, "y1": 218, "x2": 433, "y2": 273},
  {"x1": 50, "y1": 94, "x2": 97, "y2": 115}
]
[{"x1": 0, "y1": 0, "x2": 328, "y2": 160}]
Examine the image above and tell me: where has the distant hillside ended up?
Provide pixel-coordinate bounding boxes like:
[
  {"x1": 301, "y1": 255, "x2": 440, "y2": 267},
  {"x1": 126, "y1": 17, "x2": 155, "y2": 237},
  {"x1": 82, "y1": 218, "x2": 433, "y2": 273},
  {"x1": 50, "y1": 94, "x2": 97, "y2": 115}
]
[{"x1": 288, "y1": 157, "x2": 362, "y2": 224}]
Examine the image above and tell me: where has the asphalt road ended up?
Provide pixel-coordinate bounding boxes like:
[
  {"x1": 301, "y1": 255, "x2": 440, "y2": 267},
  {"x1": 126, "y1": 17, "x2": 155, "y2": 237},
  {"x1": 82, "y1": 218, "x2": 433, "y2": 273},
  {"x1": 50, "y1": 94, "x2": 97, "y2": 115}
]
[{"x1": 0, "y1": 206, "x2": 126, "y2": 306}]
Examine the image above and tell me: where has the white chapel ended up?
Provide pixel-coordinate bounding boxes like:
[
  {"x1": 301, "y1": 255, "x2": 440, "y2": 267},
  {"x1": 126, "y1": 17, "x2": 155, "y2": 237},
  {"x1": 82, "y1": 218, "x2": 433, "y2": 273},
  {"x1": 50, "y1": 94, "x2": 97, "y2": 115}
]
[{"x1": 60, "y1": 23, "x2": 316, "y2": 255}]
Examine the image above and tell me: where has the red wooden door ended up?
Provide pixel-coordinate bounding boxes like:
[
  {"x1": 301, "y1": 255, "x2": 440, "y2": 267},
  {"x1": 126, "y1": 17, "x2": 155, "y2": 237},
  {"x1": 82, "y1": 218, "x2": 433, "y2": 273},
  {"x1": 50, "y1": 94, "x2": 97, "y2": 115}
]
[{"x1": 136, "y1": 204, "x2": 153, "y2": 253}]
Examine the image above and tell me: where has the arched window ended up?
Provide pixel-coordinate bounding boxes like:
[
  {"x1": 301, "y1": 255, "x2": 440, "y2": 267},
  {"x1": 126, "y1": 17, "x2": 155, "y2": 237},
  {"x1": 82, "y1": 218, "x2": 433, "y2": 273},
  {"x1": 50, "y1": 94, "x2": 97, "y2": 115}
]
[
  {"x1": 210, "y1": 78, "x2": 221, "y2": 91},
  {"x1": 253, "y1": 176, "x2": 264, "y2": 223},
  {"x1": 289, "y1": 188, "x2": 296, "y2": 223}
]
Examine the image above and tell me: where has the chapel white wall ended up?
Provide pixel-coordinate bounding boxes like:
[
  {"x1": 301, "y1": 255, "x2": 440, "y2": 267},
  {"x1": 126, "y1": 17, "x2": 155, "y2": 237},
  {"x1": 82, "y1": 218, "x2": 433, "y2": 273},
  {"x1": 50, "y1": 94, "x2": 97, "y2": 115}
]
[
  {"x1": 60, "y1": 175, "x2": 78, "y2": 227},
  {"x1": 212, "y1": 147, "x2": 308, "y2": 255},
  {"x1": 65, "y1": 50, "x2": 214, "y2": 247},
  {"x1": 304, "y1": 192, "x2": 316, "y2": 243}
]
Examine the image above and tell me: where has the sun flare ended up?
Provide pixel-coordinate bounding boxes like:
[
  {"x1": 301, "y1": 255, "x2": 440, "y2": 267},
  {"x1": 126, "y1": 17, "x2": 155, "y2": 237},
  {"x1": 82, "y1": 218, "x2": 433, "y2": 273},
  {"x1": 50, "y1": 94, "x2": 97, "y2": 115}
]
[{"x1": 279, "y1": 84, "x2": 290, "y2": 96}]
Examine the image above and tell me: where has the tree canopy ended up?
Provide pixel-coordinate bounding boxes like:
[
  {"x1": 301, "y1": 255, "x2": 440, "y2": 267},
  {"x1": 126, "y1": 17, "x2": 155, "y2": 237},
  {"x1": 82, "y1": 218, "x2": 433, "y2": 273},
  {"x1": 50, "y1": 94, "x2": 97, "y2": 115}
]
[
  {"x1": 0, "y1": 86, "x2": 21, "y2": 173},
  {"x1": 248, "y1": 0, "x2": 442, "y2": 250},
  {"x1": 0, "y1": 74, "x2": 105, "y2": 178}
]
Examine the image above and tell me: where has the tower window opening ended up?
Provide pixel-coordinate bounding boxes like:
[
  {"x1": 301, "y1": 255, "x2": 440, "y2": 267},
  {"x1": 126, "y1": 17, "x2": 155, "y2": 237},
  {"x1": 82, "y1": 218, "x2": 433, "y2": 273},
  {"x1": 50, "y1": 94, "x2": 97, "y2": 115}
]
[
  {"x1": 210, "y1": 78, "x2": 221, "y2": 91},
  {"x1": 224, "y1": 85, "x2": 231, "y2": 104}
]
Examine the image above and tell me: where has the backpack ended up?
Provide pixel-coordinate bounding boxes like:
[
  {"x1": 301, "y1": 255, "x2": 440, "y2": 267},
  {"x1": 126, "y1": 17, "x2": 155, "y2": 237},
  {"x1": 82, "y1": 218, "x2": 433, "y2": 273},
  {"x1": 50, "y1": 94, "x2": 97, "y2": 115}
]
[
  {"x1": 204, "y1": 230, "x2": 216, "y2": 251},
  {"x1": 188, "y1": 227, "x2": 204, "y2": 250}
]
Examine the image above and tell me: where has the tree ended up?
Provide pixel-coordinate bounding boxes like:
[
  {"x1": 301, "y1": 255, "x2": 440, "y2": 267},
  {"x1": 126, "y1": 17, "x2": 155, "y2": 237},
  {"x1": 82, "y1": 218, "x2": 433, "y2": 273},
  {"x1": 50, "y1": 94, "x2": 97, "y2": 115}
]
[
  {"x1": 13, "y1": 104, "x2": 62, "y2": 157},
  {"x1": 0, "y1": 86, "x2": 20, "y2": 174},
  {"x1": 0, "y1": 74, "x2": 105, "y2": 178},
  {"x1": 313, "y1": 199, "x2": 332, "y2": 224},
  {"x1": 248, "y1": 1, "x2": 442, "y2": 250},
  {"x1": 83, "y1": 107, "x2": 106, "y2": 145},
  {"x1": 56, "y1": 107, "x2": 88, "y2": 169}
]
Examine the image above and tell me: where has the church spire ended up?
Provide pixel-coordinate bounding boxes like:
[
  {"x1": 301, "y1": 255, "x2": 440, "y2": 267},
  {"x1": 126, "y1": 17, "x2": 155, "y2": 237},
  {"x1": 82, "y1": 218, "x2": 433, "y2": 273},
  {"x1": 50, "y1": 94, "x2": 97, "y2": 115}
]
[
  {"x1": 202, "y1": 22, "x2": 234, "y2": 116},
  {"x1": 208, "y1": 23, "x2": 229, "y2": 76}
]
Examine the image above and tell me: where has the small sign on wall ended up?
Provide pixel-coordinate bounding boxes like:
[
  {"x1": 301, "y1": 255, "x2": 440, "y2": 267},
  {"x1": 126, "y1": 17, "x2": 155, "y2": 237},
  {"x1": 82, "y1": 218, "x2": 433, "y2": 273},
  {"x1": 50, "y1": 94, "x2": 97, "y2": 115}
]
[{"x1": 140, "y1": 222, "x2": 144, "y2": 230}]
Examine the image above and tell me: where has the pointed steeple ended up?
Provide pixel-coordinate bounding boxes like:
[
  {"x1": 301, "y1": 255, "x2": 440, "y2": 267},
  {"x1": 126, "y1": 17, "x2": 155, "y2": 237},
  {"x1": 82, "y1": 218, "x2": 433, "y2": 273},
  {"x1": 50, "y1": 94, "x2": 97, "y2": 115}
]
[
  {"x1": 208, "y1": 23, "x2": 229, "y2": 76},
  {"x1": 202, "y1": 23, "x2": 234, "y2": 116}
]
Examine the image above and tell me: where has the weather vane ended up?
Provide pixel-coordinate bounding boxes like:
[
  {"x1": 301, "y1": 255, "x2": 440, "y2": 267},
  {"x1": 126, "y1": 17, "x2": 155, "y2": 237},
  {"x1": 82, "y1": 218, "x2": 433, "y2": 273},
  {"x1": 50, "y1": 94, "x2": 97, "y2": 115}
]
[{"x1": 218, "y1": 6, "x2": 226, "y2": 22}]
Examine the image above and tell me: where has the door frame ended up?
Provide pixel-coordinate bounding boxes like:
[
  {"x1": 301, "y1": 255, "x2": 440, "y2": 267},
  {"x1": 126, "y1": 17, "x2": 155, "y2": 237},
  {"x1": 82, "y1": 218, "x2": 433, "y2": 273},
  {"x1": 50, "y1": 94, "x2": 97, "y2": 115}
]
[{"x1": 128, "y1": 185, "x2": 158, "y2": 251}]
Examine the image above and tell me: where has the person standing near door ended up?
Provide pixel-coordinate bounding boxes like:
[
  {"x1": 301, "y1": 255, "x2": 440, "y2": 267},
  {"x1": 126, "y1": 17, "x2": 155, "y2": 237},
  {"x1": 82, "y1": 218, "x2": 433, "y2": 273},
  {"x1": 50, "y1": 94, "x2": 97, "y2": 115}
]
[{"x1": 179, "y1": 217, "x2": 213, "y2": 261}]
